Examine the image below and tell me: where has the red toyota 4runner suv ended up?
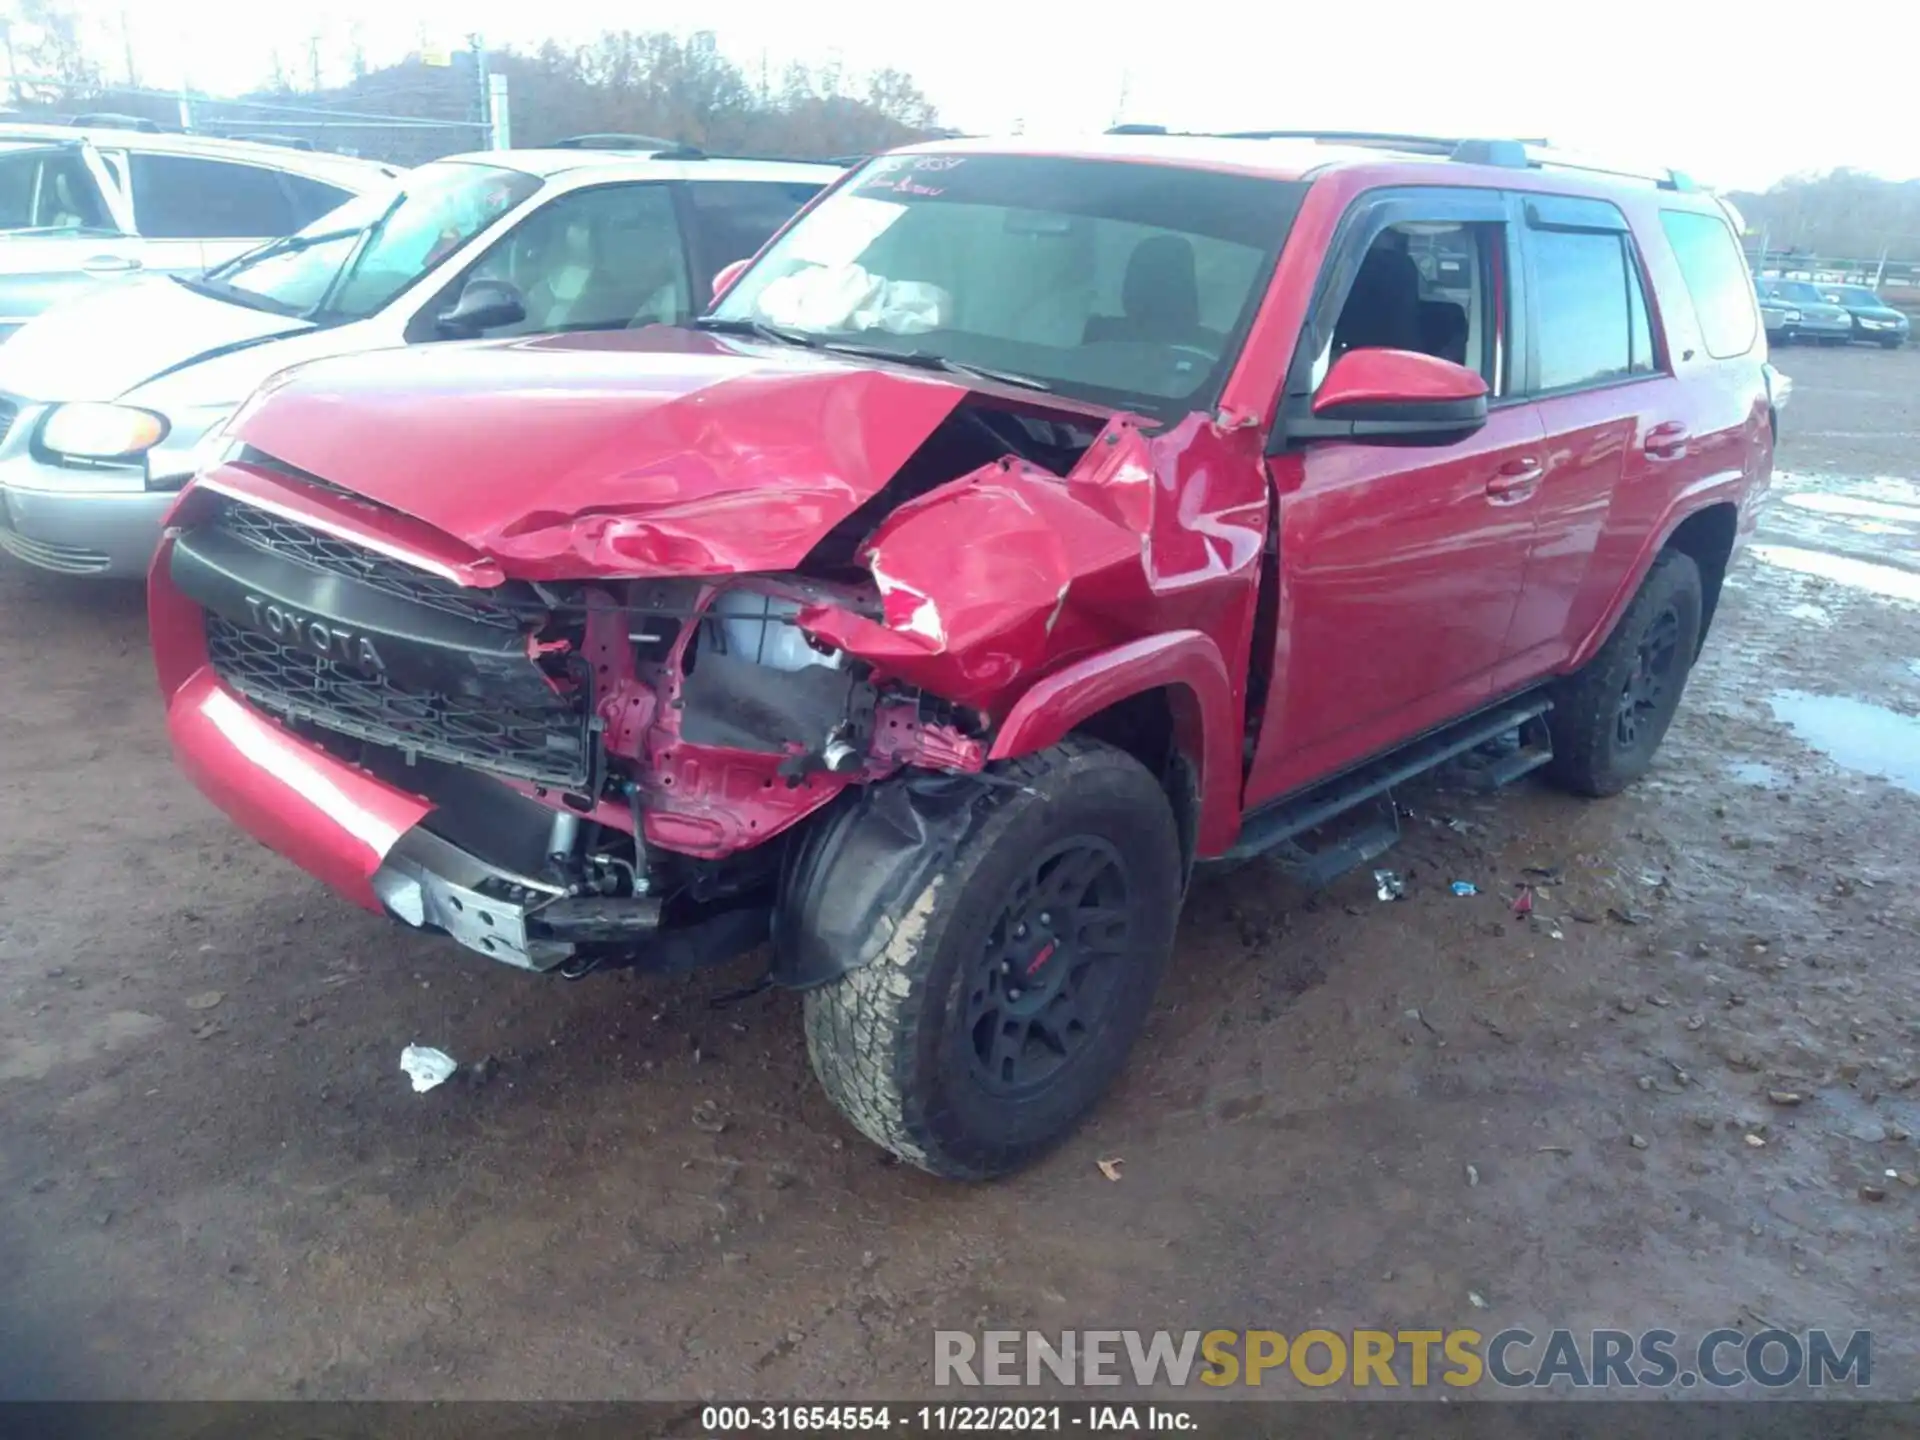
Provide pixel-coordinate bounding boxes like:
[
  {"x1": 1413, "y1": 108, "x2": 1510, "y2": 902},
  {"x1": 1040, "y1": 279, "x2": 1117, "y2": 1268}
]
[{"x1": 151, "y1": 132, "x2": 1780, "y2": 1179}]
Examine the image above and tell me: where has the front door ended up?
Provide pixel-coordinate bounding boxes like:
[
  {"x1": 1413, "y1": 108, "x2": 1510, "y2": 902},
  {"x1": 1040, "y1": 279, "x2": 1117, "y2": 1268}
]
[{"x1": 1246, "y1": 185, "x2": 1545, "y2": 805}]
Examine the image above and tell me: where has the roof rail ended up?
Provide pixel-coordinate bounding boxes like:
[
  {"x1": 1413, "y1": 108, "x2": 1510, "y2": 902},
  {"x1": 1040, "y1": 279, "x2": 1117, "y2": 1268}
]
[
  {"x1": 221, "y1": 131, "x2": 317, "y2": 151},
  {"x1": 552, "y1": 133, "x2": 679, "y2": 151},
  {"x1": 67, "y1": 112, "x2": 165, "y2": 133},
  {"x1": 1109, "y1": 125, "x2": 1698, "y2": 192},
  {"x1": 1457, "y1": 138, "x2": 1699, "y2": 192}
]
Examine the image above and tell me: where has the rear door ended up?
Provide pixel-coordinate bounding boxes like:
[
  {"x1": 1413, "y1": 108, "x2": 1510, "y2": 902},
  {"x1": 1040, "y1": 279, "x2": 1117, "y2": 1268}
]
[
  {"x1": 1493, "y1": 193, "x2": 1671, "y2": 686},
  {"x1": 1246, "y1": 184, "x2": 1547, "y2": 803}
]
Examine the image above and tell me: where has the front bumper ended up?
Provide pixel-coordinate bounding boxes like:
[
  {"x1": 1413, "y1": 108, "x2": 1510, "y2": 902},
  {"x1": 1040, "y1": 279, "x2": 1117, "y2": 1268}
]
[
  {"x1": 152, "y1": 522, "x2": 777, "y2": 976},
  {"x1": 152, "y1": 526, "x2": 569, "y2": 964},
  {"x1": 0, "y1": 394, "x2": 227, "y2": 578},
  {"x1": 0, "y1": 470, "x2": 177, "y2": 576},
  {"x1": 1786, "y1": 318, "x2": 1854, "y2": 341}
]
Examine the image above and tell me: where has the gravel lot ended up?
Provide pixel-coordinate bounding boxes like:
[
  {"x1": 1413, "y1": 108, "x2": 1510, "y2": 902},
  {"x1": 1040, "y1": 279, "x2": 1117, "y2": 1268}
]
[{"x1": 1, "y1": 342, "x2": 1916, "y2": 1402}]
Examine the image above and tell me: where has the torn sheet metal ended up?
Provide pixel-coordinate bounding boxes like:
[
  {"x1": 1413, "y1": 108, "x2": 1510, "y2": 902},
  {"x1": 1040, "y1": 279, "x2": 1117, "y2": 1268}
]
[{"x1": 798, "y1": 412, "x2": 1271, "y2": 719}]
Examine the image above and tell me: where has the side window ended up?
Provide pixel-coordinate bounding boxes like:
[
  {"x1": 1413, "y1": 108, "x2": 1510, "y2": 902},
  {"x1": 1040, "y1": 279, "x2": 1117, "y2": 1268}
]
[
  {"x1": 1528, "y1": 226, "x2": 1657, "y2": 392},
  {"x1": 1659, "y1": 209, "x2": 1759, "y2": 358},
  {"x1": 463, "y1": 183, "x2": 690, "y2": 336},
  {"x1": 0, "y1": 148, "x2": 111, "y2": 230},
  {"x1": 684, "y1": 181, "x2": 823, "y2": 293},
  {"x1": 1326, "y1": 219, "x2": 1506, "y2": 391},
  {"x1": 128, "y1": 155, "x2": 296, "y2": 239},
  {"x1": 280, "y1": 173, "x2": 355, "y2": 229}
]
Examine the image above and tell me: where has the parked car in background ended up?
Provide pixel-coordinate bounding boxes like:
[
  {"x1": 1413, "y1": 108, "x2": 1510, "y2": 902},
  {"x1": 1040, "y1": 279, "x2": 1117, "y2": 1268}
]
[
  {"x1": 0, "y1": 123, "x2": 396, "y2": 342},
  {"x1": 0, "y1": 147, "x2": 836, "y2": 577},
  {"x1": 1756, "y1": 284, "x2": 1798, "y2": 345},
  {"x1": 1819, "y1": 284, "x2": 1909, "y2": 348},
  {"x1": 1753, "y1": 278, "x2": 1853, "y2": 345},
  {"x1": 149, "y1": 131, "x2": 1775, "y2": 1179}
]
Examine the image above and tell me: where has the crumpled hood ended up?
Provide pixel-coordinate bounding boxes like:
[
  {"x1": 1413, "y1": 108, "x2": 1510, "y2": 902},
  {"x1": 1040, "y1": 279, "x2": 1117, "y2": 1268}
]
[
  {"x1": 0, "y1": 274, "x2": 309, "y2": 402},
  {"x1": 226, "y1": 328, "x2": 983, "y2": 577}
]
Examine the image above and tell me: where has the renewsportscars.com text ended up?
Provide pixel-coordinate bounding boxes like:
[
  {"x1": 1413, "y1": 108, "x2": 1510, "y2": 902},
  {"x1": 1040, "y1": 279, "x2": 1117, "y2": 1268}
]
[{"x1": 933, "y1": 1327, "x2": 1872, "y2": 1390}]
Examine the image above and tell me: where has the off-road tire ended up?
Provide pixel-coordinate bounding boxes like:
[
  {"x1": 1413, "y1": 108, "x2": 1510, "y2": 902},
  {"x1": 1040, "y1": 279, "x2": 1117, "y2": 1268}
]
[
  {"x1": 1544, "y1": 549, "x2": 1703, "y2": 798},
  {"x1": 802, "y1": 737, "x2": 1183, "y2": 1180}
]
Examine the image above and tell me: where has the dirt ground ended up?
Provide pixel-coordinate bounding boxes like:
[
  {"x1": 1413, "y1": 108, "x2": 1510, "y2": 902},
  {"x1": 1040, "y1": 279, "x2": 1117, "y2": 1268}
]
[{"x1": 1, "y1": 343, "x2": 1916, "y2": 1404}]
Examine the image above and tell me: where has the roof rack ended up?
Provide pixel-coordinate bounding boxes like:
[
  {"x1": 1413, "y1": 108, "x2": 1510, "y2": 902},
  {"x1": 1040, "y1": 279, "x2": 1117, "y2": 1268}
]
[
  {"x1": 1104, "y1": 125, "x2": 1698, "y2": 191},
  {"x1": 67, "y1": 112, "x2": 166, "y2": 133},
  {"x1": 552, "y1": 133, "x2": 679, "y2": 151},
  {"x1": 220, "y1": 131, "x2": 316, "y2": 151}
]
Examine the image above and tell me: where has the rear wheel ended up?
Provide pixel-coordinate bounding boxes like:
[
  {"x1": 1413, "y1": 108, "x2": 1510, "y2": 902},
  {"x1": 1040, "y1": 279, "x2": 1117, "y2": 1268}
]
[
  {"x1": 801, "y1": 737, "x2": 1183, "y2": 1180},
  {"x1": 1544, "y1": 550, "x2": 1703, "y2": 797}
]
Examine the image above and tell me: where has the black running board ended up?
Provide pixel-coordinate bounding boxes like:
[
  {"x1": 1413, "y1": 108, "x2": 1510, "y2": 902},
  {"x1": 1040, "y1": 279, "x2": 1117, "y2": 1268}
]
[{"x1": 1224, "y1": 694, "x2": 1554, "y2": 868}]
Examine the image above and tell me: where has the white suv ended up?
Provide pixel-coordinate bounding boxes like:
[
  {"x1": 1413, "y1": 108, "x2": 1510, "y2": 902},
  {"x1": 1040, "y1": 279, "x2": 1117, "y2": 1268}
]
[
  {"x1": 0, "y1": 146, "x2": 837, "y2": 577},
  {"x1": 0, "y1": 123, "x2": 397, "y2": 341}
]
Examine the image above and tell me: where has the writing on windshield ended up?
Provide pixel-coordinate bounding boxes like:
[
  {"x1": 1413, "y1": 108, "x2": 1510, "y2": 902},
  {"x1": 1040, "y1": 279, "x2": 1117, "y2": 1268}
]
[{"x1": 713, "y1": 154, "x2": 1304, "y2": 418}]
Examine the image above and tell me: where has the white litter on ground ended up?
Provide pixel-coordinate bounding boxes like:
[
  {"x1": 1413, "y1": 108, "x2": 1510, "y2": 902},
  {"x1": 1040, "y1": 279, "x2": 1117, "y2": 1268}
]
[{"x1": 400, "y1": 1045, "x2": 459, "y2": 1094}]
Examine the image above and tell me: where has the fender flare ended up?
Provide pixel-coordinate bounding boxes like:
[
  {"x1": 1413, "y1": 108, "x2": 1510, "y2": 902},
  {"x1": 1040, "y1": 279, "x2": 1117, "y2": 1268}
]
[
  {"x1": 1567, "y1": 481, "x2": 1748, "y2": 672},
  {"x1": 988, "y1": 630, "x2": 1243, "y2": 857}
]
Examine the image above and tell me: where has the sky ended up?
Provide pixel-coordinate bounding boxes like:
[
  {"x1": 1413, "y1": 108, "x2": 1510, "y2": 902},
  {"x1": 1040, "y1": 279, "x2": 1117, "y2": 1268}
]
[{"x1": 35, "y1": 0, "x2": 1920, "y2": 191}]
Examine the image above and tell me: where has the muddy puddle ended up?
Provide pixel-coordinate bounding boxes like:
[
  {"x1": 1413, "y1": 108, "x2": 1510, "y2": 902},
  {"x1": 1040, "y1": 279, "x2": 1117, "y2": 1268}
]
[{"x1": 1768, "y1": 689, "x2": 1920, "y2": 792}]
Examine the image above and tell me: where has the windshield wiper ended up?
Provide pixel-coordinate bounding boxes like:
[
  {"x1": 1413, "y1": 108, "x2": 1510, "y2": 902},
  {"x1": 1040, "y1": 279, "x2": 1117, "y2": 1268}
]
[
  {"x1": 816, "y1": 340, "x2": 1052, "y2": 392},
  {"x1": 169, "y1": 271, "x2": 306, "y2": 317},
  {"x1": 207, "y1": 222, "x2": 366, "y2": 281},
  {"x1": 693, "y1": 315, "x2": 820, "y2": 349}
]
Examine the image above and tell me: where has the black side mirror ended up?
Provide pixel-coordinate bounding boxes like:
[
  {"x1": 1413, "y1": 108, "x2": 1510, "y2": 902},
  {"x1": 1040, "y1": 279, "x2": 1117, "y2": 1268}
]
[{"x1": 437, "y1": 278, "x2": 527, "y2": 338}]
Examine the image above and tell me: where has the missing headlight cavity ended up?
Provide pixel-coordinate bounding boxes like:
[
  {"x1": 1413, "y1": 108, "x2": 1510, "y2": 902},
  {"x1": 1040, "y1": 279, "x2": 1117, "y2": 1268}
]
[{"x1": 680, "y1": 590, "x2": 862, "y2": 756}]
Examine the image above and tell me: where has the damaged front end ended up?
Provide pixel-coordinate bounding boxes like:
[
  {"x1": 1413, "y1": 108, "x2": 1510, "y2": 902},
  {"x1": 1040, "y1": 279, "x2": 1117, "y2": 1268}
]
[
  {"x1": 152, "y1": 346, "x2": 1266, "y2": 984},
  {"x1": 158, "y1": 485, "x2": 995, "y2": 979}
]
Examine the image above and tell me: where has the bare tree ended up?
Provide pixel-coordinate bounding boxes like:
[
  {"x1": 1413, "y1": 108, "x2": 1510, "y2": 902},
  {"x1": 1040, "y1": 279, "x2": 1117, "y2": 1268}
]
[{"x1": 12, "y1": 0, "x2": 101, "y2": 103}]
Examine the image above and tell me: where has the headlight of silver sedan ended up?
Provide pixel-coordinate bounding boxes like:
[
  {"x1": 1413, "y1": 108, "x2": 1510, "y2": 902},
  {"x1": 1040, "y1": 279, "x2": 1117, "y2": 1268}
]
[{"x1": 38, "y1": 402, "x2": 170, "y2": 462}]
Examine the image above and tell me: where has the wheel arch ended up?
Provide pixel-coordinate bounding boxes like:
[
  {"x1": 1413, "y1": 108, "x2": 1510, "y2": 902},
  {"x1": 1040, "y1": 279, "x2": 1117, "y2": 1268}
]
[
  {"x1": 987, "y1": 631, "x2": 1243, "y2": 861},
  {"x1": 1660, "y1": 502, "x2": 1739, "y2": 656},
  {"x1": 1570, "y1": 496, "x2": 1742, "y2": 671}
]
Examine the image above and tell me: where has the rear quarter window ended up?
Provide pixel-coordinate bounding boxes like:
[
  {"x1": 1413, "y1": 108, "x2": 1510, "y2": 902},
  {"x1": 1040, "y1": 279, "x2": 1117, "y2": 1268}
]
[{"x1": 1659, "y1": 210, "x2": 1759, "y2": 359}]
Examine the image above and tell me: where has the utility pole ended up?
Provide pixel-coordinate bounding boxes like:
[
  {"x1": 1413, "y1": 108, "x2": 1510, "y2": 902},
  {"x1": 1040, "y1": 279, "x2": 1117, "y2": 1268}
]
[
  {"x1": 1112, "y1": 68, "x2": 1131, "y2": 128},
  {"x1": 487, "y1": 74, "x2": 510, "y2": 150}
]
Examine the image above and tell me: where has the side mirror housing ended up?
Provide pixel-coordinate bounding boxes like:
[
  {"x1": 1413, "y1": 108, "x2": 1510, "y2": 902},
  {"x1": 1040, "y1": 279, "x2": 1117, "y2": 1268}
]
[
  {"x1": 1286, "y1": 347, "x2": 1489, "y2": 447},
  {"x1": 437, "y1": 278, "x2": 527, "y2": 338},
  {"x1": 711, "y1": 258, "x2": 751, "y2": 302}
]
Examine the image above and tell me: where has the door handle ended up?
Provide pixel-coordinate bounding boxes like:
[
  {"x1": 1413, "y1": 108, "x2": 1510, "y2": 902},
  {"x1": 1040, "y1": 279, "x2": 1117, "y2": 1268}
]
[
  {"x1": 1643, "y1": 422, "x2": 1689, "y2": 458},
  {"x1": 1485, "y1": 457, "x2": 1543, "y2": 500},
  {"x1": 82, "y1": 254, "x2": 143, "y2": 274}
]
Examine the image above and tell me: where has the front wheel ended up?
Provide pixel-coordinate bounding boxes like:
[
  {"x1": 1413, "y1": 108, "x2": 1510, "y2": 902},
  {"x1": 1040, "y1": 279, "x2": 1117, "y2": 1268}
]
[
  {"x1": 1543, "y1": 550, "x2": 1703, "y2": 797},
  {"x1": 801, "y1": 738, "x2": 1184, "y2": 1180},
  {"x1": 1881, "y1": 337, "x2": 1905, "y2": 350}
]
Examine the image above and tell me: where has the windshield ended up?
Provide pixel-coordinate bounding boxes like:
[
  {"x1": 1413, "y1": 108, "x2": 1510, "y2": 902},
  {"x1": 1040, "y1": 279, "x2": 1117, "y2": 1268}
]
[
  {"x1": 208, "y1": 162, "x2": 541, "y2": 320},
  {"x1": 1823, "y1": 286, "x2": 1881, "y2": 307},
  {"x1": 1769, "y1": 281, "x2": 1827, "y2": 304},
  {"x1": 711, "y1": 154, "x2": 1304, "y2": 417}
]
